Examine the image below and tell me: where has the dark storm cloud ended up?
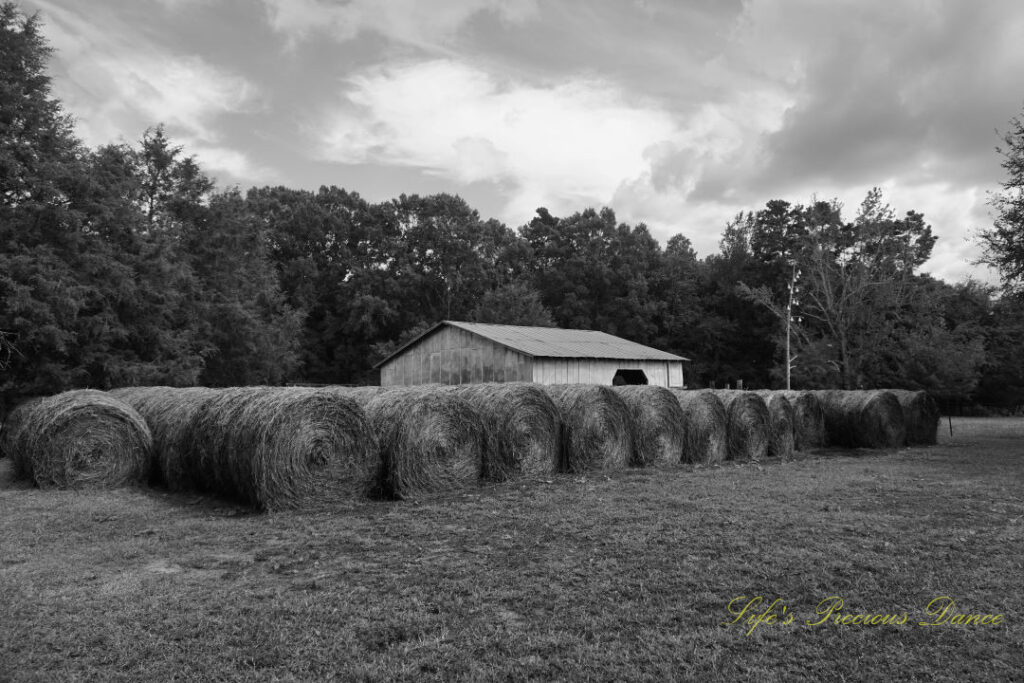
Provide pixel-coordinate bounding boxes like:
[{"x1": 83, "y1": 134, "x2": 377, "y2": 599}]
[{"x1": 744, "y1": 1, "x2": 1022, "y2": 197}]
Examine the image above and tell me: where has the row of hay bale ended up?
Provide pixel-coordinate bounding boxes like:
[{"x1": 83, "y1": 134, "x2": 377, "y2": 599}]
[
  {"x1": 809, "y1": 389, "x2": 940, "y2": 449},
  {"x1": 0, "y1": 385, "x2": 939, "y2": 510}
]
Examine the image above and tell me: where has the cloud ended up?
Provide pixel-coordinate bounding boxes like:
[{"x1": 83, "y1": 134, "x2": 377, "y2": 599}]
[
  {"x1": 709, "y1": 0, "x2": 1024, "y2": 197},
  {"x1": 27, "y1": 0, "x2": 1019, "y2": 285},
  {"x1": 190, "y1": 144, "x2": 274, "y2": 185},
  {"x1": 92, "y1": 54, "x2": 257, "y2": 142},
  {"x1": 317, "y1": 59, "x2": 680, "y2": 219},
  {"x1": 261, "y1": 0, "x2": 538, "y2": 47},
  {"x1": 32, "y1": 0, "x2": 267, "y2": 181},
  {"x1": 585, "y1": 0, "x2": 1020, "y2": 281},
  {"x1": 152, "y1": 0, "x2": 210, "y2": 7}
]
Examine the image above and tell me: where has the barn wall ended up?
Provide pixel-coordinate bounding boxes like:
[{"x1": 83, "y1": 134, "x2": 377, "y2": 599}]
[
  {"x1": 531, "y1": 360, "x2": 686, "y2": 387},
  {"x1": 669, "y1": 362, "x2": 684, "y2": 387},
  {"x1": 379, "y1": 326, "x2": 533, "y2": 386}
]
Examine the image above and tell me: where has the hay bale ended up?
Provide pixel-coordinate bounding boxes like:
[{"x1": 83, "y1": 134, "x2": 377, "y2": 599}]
[
  {"x1": 774, "y1": 391, "x2": 827, "y2": 450},
  {"x1": 613, "y1": 385, "x2": 686, "y2": 466},
  {"x1": 541, "y1": 384, "x2": 635, "y2": 472},
  {"x1": 0, "y1": 390, "x2": 151, "y2": 489},
  {"x1": 333, "y1": 386, "x2": 389, "y2": 403},
  {"x1": 438, "y1": 383, "x2": 560, "y2": 479},
  {"x1": 811, "y1": 390, "x2": 907, "y2": 449},
  {"x1": 180, "y1": 386, "x2": 378, "y2": 510},
  {"x1": 0, "y1": 397, "x2": 43, "y2": 464},
  {"x1": 329, "y1": 386, "x2": 484, "y2": 498},
  {"x1": 709, "y1": 390, "x2": 771, "y2": 461},
  {"x1": 669, "y1": 390, "x2": 728, "y2": 464},
  {"x1": 753, "y1": 391, "x2": 796, "y2": 459},
  {"x1": 890, "y1": 389, "x2": 940, "y2": 446},
  {"x1": 109, "y1": 386, "x2": 220, "y2": 489}
]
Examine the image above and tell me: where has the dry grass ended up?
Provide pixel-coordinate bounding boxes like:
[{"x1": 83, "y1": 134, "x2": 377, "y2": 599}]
[
  {"x1": 670, "y1": 390, "x2": 728, "y2": 465},
  {"x1": 541, "y1": 384, "x2": 635, "y2": 472},
  {"x1": 613, "y1": 385, "x2": 686, "y2": 466},
  {"x1": 710, "y1": 390, "x2": 771, "y2": 461},
  {"x1": 0, "y1": 390, "x2": 151, "y2": 489}
]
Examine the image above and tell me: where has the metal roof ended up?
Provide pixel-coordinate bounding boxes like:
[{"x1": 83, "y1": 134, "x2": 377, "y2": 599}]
[{"x1": 374, "y1": 321, "x2": 689, "y2": 367}]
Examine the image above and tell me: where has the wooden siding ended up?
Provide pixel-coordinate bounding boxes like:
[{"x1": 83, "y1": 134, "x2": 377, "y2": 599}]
[
  {"x1": 379, "y1": 325, "x2": 533, "y2": 386},
  {"x1": 531, "y1": 359, "x2": 685, "y2": 388}
]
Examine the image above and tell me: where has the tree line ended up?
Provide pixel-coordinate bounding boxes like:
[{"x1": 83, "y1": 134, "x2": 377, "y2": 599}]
[{"x1": 3, "y1": 4, "x2": 1024, "y2": 415}]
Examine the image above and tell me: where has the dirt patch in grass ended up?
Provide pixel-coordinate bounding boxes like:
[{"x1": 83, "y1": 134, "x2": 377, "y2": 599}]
[{"x1": 1, "y1": 417, "x2": 1022, "y2": 681}]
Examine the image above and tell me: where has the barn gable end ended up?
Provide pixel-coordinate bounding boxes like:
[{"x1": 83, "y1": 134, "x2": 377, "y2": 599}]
[{"x1": 379, "y1": 324, "x2": 534, "y2": 387}]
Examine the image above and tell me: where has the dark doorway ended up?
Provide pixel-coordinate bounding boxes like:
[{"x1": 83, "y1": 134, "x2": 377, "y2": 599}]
[{"x1": 612, "y1": 369, "x2": 649, "y2": 385}]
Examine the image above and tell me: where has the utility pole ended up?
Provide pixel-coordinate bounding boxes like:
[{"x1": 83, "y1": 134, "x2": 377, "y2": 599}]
[{"x1": 785, "y1": 262, "x2": 800, "y2": 391}]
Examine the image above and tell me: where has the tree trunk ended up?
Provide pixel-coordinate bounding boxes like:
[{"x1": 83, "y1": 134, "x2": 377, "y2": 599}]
[{"x1": 838, "y1": 331, "x2": 854, "y2": 389}]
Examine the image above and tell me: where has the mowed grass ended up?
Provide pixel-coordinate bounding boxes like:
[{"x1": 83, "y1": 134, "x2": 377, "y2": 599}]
[{"x1": 1, "y1": 418, "x2": 1022, "y2": 682}]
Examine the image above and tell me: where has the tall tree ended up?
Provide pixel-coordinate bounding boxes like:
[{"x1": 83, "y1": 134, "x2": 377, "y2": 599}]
[
  {"x1": 790, "y1": 190, "x2": 936, "y2": 388},
  {"x1": 183, "y1": 189, "x2": 302, "y2": 386},
  {"x1": 250, "y1": 185, "x2": 377, "y2": 382},
  {"x1": 467, "y1": 281, "x2": 555, "y2": 327},
  {"x1": 977, "y1": 294, "x2": 1024, "y2": 411},
  {"x1": 520, "y1": 207, "x2": 664, "y2": 344},
  {"x1": 135, "y1": 125, "x2": 214, "y2": 233},
  {"x1": 657, "y1": 234, "x2": 704, "y2": 368},
  {"x1": 0, "y1": 3, "x2": 85, "y2": 393},
  {"x1": 71, "y1": 143, "x2": 208, "y2": 387},
  {"x1": 390, "y1": 193, "x2": 519, "y2": 321},
  {"x1": 0, "y1": 6, "x2": 205, "y2": 409},
  {"x1": 0, "y1": 3, "x2": 79, "y2": 209},
  {"x1": 979, "y1": 109, "x2": 1024, "y2": 293},
  {"x1": 859, "y1": 275, "x2": 985, "y2": 396},
  {"x1": 695, "y1": 213, "x2": 778, "y2": 387}
]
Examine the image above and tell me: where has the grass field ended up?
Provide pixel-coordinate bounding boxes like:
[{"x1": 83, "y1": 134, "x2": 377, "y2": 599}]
[{"x1": 1, "y1": 417, "x2": 1022, "y2": 681}]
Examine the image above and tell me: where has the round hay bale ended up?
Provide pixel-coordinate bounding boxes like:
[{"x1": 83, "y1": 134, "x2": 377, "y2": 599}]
[
  {"x1": 438, "y1": 383, "x2": 560, "y2": 479},
  {"x1": 109, "y1": 386, "x2": 220, "y2": 489},
  {"x1": 0, "y1": 390, "x2": 151, "y2": 489},
  {"x1": 811, "y1": 390, "x2": 906, "y2": 449},
  {"x1": 183, "y1": 387, "x2": 378, "y2": 510},
  {"x1": 0, "y1": 396, "x2": 43, "y2": 465},
  {"x1": 669, "y1": 390, "x2": 728, "y2": 465},
  {"x1": 889, "y1": 389, "x2": 940, "y2": 446},
  {"x1": 753, "y1": 391, "x2": 796, "y2": 459},
  {"x1": 329, "y1": 386, "x2": 484, "y2": 498},
  {"x1": 541, "y1": 384, "x2": 635, "y2": 472},
  {"x1": 333, "y1": 386, "x2": 390, "y2": 403},
  {"x1": 775, "y1": 391, "x2": 827, "y2": 450},
  {"x1": 709, "y1": 390, "x2": 770, "y2": 462},
  {"x1": 613, "y1": 385, "x2": 686, "y2": 466}
]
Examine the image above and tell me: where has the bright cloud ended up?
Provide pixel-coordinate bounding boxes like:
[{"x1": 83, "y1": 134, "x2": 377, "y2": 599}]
[
  {"x1": 262, "y1": 0, "x2": 538, "y2": 47},
  {"x1": 32, "y1": 0, "x2": 266, "y2": 181},
  {"x1": 318, "y1": 59, "x2": 681, "y2": 218},
  {"x1": 94, "y1": 54, "x2": 257, "y2": 142}
]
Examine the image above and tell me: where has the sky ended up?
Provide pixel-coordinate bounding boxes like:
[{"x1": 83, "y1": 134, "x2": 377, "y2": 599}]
[{"x1": 23, "y1": 0, "x2": 1024, "y2": 284}]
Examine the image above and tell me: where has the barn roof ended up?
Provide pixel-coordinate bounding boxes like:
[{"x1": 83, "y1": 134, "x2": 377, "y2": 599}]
[{"x1": 374, "y1": 320, "x2": 689, "y2": 367}]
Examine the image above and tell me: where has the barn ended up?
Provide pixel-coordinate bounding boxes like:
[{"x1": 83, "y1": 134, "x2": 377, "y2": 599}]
[{"x1": 375, "y1": 321, "x2": 689, "y2": 388}]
